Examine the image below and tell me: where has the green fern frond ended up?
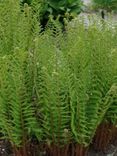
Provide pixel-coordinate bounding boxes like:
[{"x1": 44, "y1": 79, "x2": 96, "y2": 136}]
[
  {"x1": 62, "y1": 18, "x2": 117, "y2": 146},
  {"x1": 0, "y1": 52, "x2": 41, "y2": 147},
  {"x1": 0, "y1": 0, "x2": 37, "y2": 56},
  {"x1": 32, "y1": 34, "x2": 71, "y2": 146}
]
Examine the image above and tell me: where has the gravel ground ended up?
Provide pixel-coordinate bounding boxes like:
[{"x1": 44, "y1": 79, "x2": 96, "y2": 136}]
[
  {"x1": 88, "y1": 137, "x2": 117, "y2": 156},
  {"x1": 83, "y1": 0, "x2": 91, "y2": 5}
]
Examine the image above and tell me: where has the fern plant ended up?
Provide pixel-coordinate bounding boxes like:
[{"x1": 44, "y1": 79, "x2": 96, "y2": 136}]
[
  {"x1": 90, "y1": 23, "x2": 117, "y2": 151},
  {"x1": 106, "y1": 28, "x2": 117, "y2": 124},
  {"x1": 0, "y1": 1, "x2": 117, "y2": 155},
  {"x1": 98, "y1": 46, "x2": 117, "y2": 150},
  {"x1": 30, "y1": 31, "x2": 71, "y2": 155},
  {"x1": 29, "y1": 18, "x2": 117, "y2": 155},
  {"x1": 60, "y1": 18, "x2": 117, "y2": 154},
  {"x1": 0, "y1": 51, "x2": 41, "y2": 155},
  {"x1": 105, "y1": 44, "x2": 117, "y2": 124},
  {"x1": 27, "y1": 18, "x2": 117, "y2": 155},
  {"x1": 0, "y1": 0, "x2": 35, "y2": 56},
  {"x1": 106, "y1": 86, "x2": 117, "y2": 126}
]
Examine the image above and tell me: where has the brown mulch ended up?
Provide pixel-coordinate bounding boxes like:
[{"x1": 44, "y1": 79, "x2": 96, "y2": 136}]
[{"x1": 0, "y1": 140, "x2": 117, "y2": 156}]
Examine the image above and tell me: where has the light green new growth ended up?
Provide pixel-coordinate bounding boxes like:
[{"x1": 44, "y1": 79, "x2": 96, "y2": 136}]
[{"x1": 0, "y1": 0, "x2": 117, "y2": 150}]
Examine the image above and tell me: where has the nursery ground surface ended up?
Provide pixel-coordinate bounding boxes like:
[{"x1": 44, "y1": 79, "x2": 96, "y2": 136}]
[{"x1": 0, "y1": 140, "x2": 117, "y2": 156}]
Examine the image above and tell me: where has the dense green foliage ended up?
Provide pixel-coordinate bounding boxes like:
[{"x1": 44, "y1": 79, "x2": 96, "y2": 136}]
[
  {"x1": 0, "y1": 52, "x2": 41, "y2": 147},
  {"x1": 0, "y1": 0, "x2": 117, "y2": 155},
  {"x1": 0, "y1": 0, "x2": 36, "y2": 56},
  {"x1": 61, "y1": 20, "x2": 117, "y2": 146},
  {"x1": 21, "y1": 0, "x2": 83, "y2": 26},
  {"x1": 41, "y1": 0, "x2": 82, "y2": 19}
]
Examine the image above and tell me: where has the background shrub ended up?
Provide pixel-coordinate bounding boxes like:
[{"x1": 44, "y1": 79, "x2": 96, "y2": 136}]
[
  {"x1": 21, "y1": 0, "x2": 83, "y2": 27},
  {"x1": 93, "y1": 0, "x2": 117, "y2": 11}
]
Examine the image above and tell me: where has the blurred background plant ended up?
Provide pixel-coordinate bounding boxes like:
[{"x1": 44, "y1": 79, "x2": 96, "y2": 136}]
[
  {"x1": 21, "y1": 0, "x2": 32, "y2": 5},
  {"x1": 92, "y1": 0, "x2": 117, "y2": 11},
  {"x1": 92, "y1": 0, "x2": 117, "y2": 19},
  {"x1": 21, "y1": 0, "x2": 83, "y2": 27}
]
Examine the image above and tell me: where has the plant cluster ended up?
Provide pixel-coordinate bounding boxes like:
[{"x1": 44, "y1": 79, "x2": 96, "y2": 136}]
[
  {"x1": 21, "y1": 0, "x2": 83, "y2": 27},
  {"x1": 0, "y1": 1, "x2": 117, "y2": 156}
]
